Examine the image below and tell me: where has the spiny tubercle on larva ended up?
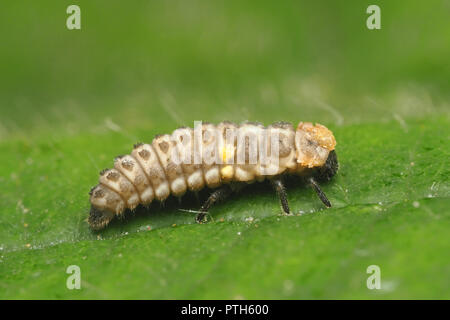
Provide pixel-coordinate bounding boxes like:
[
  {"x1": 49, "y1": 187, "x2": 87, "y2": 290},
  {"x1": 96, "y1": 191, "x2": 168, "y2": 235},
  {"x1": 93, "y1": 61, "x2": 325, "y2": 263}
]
[{"x1": 88, "y1": 121, "x2": 337, "y2": 230}]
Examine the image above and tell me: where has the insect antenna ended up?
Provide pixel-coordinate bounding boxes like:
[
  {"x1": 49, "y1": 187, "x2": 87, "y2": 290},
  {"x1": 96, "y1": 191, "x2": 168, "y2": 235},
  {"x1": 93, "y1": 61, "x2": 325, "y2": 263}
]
[{"x1": 308, "y1": 177, "x2": 332, "y2": 208}]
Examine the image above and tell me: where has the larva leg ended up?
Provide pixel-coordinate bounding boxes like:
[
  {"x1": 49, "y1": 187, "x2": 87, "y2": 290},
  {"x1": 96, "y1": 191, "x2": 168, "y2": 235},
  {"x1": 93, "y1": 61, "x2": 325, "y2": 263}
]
[
  {"x1": 196, "y1": 185, "x2": 233, "y2": 223},
  {"x1": 271, "y1": 178, "x2": 291, "y2": 215},
  {"x1": 309, "y1": 177, "x2": 332, "y2": 207}
]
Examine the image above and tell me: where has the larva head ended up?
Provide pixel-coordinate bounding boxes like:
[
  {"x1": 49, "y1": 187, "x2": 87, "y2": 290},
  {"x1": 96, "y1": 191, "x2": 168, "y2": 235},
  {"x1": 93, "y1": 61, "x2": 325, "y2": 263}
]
[{"x1": 295, "y1": 122, "x2": 337, "y2": 172}]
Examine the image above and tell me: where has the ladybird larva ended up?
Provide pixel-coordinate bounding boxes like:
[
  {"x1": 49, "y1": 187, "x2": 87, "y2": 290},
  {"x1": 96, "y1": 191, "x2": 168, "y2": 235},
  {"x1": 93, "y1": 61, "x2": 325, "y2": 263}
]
[{"x1": 88, "y1": 121, "x2": 339, "y2": 230}]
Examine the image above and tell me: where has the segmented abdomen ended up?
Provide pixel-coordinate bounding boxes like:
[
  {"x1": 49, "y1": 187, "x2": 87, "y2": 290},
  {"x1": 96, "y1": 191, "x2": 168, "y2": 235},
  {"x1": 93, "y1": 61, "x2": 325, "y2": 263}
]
[{"x1": 89, "y1": 121, "x2": 297, "y2": 216}]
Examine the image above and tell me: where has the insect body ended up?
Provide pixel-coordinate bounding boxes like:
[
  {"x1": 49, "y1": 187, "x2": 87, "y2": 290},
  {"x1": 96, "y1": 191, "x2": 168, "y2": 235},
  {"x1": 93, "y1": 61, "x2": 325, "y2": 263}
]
[{"x1": 88, "y1": 121, "x2": 338, "y2": 230}]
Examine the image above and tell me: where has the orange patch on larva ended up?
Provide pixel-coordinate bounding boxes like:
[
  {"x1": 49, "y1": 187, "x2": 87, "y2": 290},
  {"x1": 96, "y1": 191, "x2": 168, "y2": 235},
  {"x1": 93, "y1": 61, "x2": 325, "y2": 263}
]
[{"x1": 297, "y1": 122, "x2": 336, "y2": 151}]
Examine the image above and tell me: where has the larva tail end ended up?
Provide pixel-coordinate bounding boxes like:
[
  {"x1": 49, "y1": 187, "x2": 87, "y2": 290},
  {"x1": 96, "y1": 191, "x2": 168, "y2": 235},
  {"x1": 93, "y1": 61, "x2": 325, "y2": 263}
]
[{"x1": 88, "y1": 205, "x2": 115, "y2": 231}]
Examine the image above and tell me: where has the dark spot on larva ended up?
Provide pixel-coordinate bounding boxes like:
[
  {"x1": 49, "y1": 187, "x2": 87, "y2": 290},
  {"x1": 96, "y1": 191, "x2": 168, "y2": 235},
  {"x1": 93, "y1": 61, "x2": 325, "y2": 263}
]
[
  {"x1": 278, "y1": 133, "x2": 291, "y2": 157},
  {"x1": 138, "y1": 149, "x2": 150, "y2": 160},
  {"x1": 166, "y1": 161, "x2": 179, "y2": 176},
  {"x1": 271, "y1": 121, "x2": 293, "y2": 129},
  {"x1": 89, "y1": 186, "x2": 96, "y2": 195},
  {"x1": 121, "y1": 159, "x2": 134, "y2": 170},
  {"x1": 89, "y1": 120, "x2": 338, "y2": 230},
  {"x1": 149, "y1": 167, "x2": 161, "y2": 179},
  {"x1": 115, "y1": 155, "x2": 126, "y2": 161},
  {"x1": 202, "y1": 127, "x2": 216, "y2": 144},
  {"x1": 106, "y1": 193, "x2": 121, "y2": 206},
  {"x1": 106, "y1": 171, "x2": 120, "y2": 181},
  {"x1": 135, "y1": 174, "x2": 145, "y2": 185},
  {"x1": 159, "y1": 141, "x2": 169, "y2": 153},
  {"x1": 93, "y1": 188, "x2": 105, "y2": 198},
  {"x1": 119, "y1": 181, "x2": 131, "y2": 193}
]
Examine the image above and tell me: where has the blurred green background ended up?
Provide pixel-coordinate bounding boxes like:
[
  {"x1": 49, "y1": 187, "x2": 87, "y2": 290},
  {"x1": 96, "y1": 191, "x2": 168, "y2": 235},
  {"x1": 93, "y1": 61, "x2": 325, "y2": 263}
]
[{"x1": 0, "y1": 1, "x2": 449, "y2": 299}]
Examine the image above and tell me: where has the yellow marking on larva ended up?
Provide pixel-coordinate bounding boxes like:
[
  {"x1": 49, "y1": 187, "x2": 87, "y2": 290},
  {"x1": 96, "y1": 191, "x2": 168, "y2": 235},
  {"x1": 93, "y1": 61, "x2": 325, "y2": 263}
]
[
  {"x1": 221, "y1": 145, "x2": 234, "y2": 163},
  {"x1": 220, "y1": 165, "x2": 233, "y2": 180},
  {"x1": 221, "y1": 146, "x2": 227, "y2": 163}
]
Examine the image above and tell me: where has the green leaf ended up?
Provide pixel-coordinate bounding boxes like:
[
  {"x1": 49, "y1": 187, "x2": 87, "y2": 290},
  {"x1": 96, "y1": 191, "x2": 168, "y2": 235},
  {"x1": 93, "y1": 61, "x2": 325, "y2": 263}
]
[{"x1": 1, "y1": 118, "x2": 449, "y2": 299}]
